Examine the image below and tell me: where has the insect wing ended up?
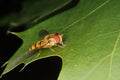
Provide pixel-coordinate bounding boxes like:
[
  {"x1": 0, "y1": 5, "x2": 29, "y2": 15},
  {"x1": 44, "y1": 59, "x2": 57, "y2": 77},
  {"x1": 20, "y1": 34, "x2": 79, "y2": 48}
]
[{"x1": 39, "y1": 30, "x2": 49, "y2": 38}]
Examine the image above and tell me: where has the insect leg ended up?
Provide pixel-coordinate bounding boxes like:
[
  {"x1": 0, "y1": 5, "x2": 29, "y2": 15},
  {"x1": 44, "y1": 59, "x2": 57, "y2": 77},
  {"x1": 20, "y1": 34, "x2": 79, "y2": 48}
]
[
  {"x1": 57, "y1": 42, "x2": 66, "y2": 48},
  {"x1": 49, "y1": 47, "x2": 55, "y2": 52},
  {"x1": 34, "y1": 50, "x2": 41, "y2": 59}
]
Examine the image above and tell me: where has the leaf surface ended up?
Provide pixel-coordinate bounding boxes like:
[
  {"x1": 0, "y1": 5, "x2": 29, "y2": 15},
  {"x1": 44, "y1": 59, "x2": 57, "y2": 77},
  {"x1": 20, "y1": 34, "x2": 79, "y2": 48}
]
[{"x1": 2, "y1": 0, "x2": 120, "y2": 80}]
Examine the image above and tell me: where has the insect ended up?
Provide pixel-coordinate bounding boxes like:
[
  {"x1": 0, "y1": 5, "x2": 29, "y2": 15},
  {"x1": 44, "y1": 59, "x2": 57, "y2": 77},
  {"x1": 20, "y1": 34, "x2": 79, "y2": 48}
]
[{"x1": 29, "y1": 33, "x2": 64, "y2": 52}]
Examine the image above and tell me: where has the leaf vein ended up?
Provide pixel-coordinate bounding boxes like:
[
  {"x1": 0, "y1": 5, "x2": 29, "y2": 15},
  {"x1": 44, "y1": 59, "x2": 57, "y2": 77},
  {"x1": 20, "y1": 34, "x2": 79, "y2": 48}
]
[
  {"x1": 81, "y1": 54, "x2": 111, "y2": 80},
  {"x1": 108, "y1": 32, "x2": 120, "y2": 80},
  {"x1": 85, "y1": 30, "x2": 120, "y2": 45},
  {"x1": 61, "y1": 0, "x2": 110, "y2": 33}
]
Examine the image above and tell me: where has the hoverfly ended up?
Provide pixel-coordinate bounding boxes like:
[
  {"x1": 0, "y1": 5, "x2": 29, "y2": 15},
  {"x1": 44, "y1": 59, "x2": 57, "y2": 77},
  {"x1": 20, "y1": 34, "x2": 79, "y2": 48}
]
[
  {"x1": 29, "y1": 32, "x2": 64, "y2": 52},
  {"x1": 1, "y1": 30, "x2": 65, "y2": 77}
]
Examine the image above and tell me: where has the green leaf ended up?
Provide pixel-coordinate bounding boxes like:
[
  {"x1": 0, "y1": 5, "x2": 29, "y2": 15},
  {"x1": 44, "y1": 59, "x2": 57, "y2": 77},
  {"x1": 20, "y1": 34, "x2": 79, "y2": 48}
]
[
  {"x1": 2, "y1": 0, "x2": 120, "y2": 80},
  {"x1": 1, "y1": 0, "x2": 72, "y2": 76}
]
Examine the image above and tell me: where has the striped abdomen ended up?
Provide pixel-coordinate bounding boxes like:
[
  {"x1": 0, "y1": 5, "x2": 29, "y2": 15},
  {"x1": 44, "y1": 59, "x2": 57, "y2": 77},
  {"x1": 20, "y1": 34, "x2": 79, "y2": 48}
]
[{"x1": 29, "y1": 41, "x2": 45, "y2": 51}]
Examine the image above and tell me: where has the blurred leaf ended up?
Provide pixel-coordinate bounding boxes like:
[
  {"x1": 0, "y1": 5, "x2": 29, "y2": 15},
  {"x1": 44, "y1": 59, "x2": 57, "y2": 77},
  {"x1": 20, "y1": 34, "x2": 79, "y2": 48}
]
[
  {"x1": 0, "y1": 0, "x2": 72, "y2": 29},
  {"x1": 1, "y1": 0, "x2": 120, "y2": 80}
]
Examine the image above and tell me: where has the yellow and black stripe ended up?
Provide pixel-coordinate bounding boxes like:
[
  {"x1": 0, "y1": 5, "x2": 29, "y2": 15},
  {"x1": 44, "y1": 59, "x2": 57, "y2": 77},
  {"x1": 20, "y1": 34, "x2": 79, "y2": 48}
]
[{"x1": 29, "y1": 41, "x2": 44, "y2": 51}]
